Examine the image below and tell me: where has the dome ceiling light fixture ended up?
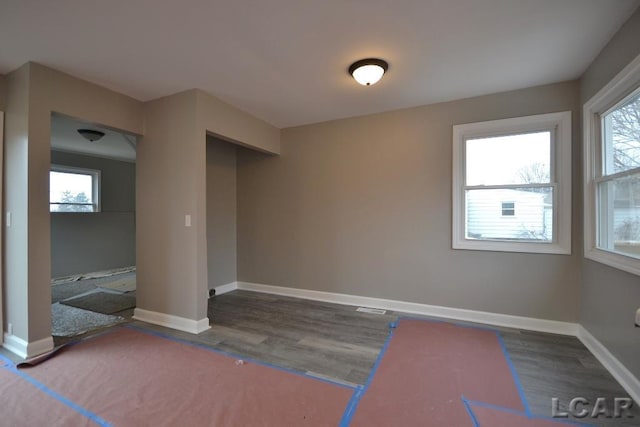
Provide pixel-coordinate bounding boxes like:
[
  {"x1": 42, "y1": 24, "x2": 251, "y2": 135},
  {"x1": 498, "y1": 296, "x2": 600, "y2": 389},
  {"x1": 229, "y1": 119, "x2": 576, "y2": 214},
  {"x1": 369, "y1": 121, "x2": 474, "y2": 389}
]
[
  {"x1": 77, "y1": 128, "x2": 106, "y2": 142},
  {"x1": 348, "y1": 58, "x2": 389, "y2": 86}
]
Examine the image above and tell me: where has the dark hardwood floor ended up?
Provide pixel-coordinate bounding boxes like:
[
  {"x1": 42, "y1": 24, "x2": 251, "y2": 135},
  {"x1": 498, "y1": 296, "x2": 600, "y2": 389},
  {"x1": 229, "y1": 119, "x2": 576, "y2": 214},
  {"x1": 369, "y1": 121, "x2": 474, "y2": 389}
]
[
  {"x1": 146, "y1": 290, "x2": 639, "y2": 426},
  {"x1": 4, "y1": 285, "x2": 637, "y2": 426}
]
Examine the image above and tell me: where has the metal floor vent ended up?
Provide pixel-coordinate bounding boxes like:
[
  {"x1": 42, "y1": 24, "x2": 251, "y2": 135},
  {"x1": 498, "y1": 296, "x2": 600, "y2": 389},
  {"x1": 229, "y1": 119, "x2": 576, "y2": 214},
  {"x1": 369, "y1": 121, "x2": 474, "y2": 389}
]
[{"x1": 356, "y1": 307, "x2": 387, "y2": 315}]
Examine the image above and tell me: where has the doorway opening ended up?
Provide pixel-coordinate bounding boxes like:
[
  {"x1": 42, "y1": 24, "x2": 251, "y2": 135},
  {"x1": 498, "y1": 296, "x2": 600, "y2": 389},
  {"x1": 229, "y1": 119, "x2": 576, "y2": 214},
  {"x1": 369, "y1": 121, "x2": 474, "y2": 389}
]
[{"x1": 49, "y1": 113, "x2": 137, "y2": 342}]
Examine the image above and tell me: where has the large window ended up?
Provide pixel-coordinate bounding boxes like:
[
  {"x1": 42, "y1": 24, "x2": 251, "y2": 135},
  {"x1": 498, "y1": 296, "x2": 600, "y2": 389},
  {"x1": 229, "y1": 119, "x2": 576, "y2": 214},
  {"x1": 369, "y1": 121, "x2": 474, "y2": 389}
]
[
  {"x1": 584, "y1": 53, "x2": 640, "y2": 275},
  {"x1": 452, "y1": 112, "x2": 572, "y2": 254},
  {"x1": 50, "y1": 165, "x2": 100, "y2": 213}
]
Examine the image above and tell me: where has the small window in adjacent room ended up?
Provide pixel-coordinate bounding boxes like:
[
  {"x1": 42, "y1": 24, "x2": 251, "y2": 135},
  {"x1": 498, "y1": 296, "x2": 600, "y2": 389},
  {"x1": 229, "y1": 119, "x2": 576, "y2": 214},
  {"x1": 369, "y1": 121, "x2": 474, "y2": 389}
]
[
  {"x1": 501, "y1": 202, "x2": 515, "y2": 217},
  {"x1": 452, "y1": 111, "x2": 572, "y2": 254},
  {"x1": 584, "y1": 53, "x2": 640, "y2": 276},
  {"x1": 50, "y1": 165, "x2": 101, "y2": 212}
]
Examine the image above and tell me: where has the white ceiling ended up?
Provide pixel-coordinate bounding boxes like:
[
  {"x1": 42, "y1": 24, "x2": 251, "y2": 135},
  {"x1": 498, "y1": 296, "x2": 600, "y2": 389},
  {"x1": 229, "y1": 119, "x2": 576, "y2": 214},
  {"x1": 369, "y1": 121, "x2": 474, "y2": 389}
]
[
  {"x1": 1, "y1": 0, "x2": 639, "y2": 128},
  {"x1": 51, "y1": 114, "x2": 137, "y2": 162}
]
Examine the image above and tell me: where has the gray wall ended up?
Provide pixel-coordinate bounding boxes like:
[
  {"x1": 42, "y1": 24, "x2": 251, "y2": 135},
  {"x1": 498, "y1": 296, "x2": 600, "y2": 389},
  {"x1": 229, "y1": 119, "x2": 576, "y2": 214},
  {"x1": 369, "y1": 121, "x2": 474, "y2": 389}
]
[
  {"x1": 237, "y1": 81, "x2": 582, "y2": 322},
  {"x1": 0, "y1": 73, "x2": 6, "y2": 110},
  {"x1": 206, "y1": 136, "x2": 237, "y2": 288},
  {"x1": 50, "y1": 150, "x2": 136, "y2": 277},
  {"x1": 579, "y1": 8, "x2": 640, "y2": 380}
]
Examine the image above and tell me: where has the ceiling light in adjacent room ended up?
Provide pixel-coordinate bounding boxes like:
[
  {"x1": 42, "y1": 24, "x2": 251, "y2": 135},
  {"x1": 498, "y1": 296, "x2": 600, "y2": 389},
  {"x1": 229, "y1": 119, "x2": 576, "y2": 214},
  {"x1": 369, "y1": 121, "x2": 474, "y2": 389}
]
[
  {"x1": 77, "y1": 129, "x2": 105, "y2": 142},
  {"x1": 349, "y1": 58, "x2": 388, "y2": 86}
]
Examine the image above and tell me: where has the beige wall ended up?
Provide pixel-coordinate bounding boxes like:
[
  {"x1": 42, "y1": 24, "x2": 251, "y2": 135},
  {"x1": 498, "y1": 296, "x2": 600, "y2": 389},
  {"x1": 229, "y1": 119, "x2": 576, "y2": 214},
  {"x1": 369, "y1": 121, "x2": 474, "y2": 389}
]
[
  {"x1": 137, "y1": 89, "x2": 279, "y2": 324},
  {"x1": 206, "y1": 136, "x2": 237, "y2": 288},
  {"x1": 2, "y1": 62, "x2": 278, "y2": 350},
  {"x1": 137, "y1": 90, "x2": 206, "y2": 320},
  {"x1": 4, "y1": 63, "x2": 144, "y2": 345},
  {"x1": 196, "y1": 90, "x2": 280, "y2": 155},
  {"x1": 579, "y1": 8, "x2": 640, "y2": 379},
  {"x1": 4, "y1": 65, "x2": 30, "y2": 340},
  {"x1": 238, "y1": 81, "x2": 582, "y2": 321},
  {"x1": 0, "y1": 74, "x2": 7, "y2": 110}
]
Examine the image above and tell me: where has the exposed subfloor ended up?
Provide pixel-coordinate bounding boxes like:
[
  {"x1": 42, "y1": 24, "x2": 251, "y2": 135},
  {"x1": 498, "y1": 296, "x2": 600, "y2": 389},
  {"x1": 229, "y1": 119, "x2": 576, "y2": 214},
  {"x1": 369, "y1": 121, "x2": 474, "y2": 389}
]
[
  {"x1": 51, "y1": 271, "x2": 137, "y2": 346},
  {"x1": 4, "y1": 287, "x2": 639, "y2": 426}
]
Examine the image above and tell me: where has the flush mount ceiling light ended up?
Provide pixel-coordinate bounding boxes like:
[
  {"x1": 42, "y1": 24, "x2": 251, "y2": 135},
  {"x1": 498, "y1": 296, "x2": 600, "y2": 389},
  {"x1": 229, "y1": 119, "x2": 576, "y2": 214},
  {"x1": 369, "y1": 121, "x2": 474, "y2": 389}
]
[
  {"x1": 348, "y1": 58, "x2": 389, "y2": 86},
  {"x1": 77, "y1": 128, "x2": 105, "y2": 142}
]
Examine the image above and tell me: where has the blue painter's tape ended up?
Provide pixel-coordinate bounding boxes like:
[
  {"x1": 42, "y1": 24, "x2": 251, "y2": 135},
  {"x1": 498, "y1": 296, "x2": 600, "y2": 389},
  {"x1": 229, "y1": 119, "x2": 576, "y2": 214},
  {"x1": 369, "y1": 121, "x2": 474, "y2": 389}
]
[
  {"x1": 338, "y1": 386, "x2": 365, "y2": 427},
  {"x1": 338, "y1": 319, "x2": 397, "y2": 426},
  {"x1": 465, "y1": 399, "x2": 595, "y2": 427},
  {"x1": 124, "y1": 324, "x2": 355, "y2": 390},
  {"x1": 1, "y1": 365, "x2": 111, "y2": 426},
  {"x1": 495, "y1": 332, "x2": 531, "y2": 417},
  {"x1": 461, "y1": 396, "x2": 480, "y2": 427}
]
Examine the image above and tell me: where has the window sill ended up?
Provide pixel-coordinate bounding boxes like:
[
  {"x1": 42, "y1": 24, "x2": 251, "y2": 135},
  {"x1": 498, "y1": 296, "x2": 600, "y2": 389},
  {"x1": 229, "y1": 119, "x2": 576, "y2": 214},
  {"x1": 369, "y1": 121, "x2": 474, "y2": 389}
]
[
  {"x1": 453, "y1": 239, "x2": 571, "y2": 255},
  {"x1": 584, "y1": 247, "x2": 640, "y2": 277},
  {"x1": 50, "y1": 211, "x2": 100, "y2": 214}
]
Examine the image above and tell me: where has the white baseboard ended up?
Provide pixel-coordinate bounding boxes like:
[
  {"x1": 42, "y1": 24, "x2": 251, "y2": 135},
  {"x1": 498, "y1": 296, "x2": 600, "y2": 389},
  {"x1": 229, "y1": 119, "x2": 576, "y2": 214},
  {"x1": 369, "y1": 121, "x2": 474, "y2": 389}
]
[
  {"x1": 577, "y1": 326, "x2": 640, "y2": 405},
  {"x1": 236, "y1": 281, "x2": 578, "y2": 336},
  {"x1": 3, "y1": 333, "x2": 54, "y2": 359},
  {"x1": 214, "y1": 282, "x2": 238, "y2": 296},
  {"x1": 133, "y1": 308, "x2": 210, "y2": 334}
]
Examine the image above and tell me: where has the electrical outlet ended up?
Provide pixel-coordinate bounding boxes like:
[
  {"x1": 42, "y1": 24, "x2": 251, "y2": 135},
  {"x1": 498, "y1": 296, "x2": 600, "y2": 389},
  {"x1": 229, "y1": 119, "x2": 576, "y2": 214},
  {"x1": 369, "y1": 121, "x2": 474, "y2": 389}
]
[
  {"x1": 8, "y1": 323, "x2": 13, "y2": 336},
  {"x1": 635, "y1": 308, "x2": 640, "y2": 327},
  {"x1": 6, "y1": 212, "x2": 11, "y2": 227},
  {"x1": 185, "y1": 214, "x2": 191, "y2": 227}
]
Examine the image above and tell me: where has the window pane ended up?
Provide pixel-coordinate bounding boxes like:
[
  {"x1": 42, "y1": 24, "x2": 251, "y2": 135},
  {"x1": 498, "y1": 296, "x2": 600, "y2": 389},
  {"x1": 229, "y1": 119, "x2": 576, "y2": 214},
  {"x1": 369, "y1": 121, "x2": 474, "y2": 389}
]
[
  {"x1": 603, "y1": 91, "x2": 640, "y2": 175},
  {"x1": 466, "y1": 187, "x2": 553, "y2": 241},
  {"x1": 597, "y1": 174, "x2": 640, "y2": 259},
  {"x1": 50, "y1": 171, "x2": 95, "y2": 212},
  {"x1": 466, "y1": 131, "x2": 551, "y2": 186}
]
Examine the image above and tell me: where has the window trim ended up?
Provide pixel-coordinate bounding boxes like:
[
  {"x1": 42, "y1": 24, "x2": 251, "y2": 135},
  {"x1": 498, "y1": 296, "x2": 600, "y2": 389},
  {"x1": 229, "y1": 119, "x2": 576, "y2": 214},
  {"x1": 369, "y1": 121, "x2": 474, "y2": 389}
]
[
  {"x1": 50, "y1": 164, "x2": 101, "y2": 213},
  {"x1": 452, "y1": 111, "x2": 572, "y2": 254},
  {"x1": 583, "y1": 52, "x2": 640, "y2": 276}
]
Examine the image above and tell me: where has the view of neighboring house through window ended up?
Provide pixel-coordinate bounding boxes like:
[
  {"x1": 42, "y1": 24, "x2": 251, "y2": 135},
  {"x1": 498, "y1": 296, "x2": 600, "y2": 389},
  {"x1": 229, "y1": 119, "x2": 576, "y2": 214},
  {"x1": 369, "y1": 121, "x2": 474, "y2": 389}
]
[
  {"x1": 465, "y1": 131, "x2": 552, "y2": 241},
  {"x1": 584, "y1": 54, "x2": 640, "y2": 276},
  {"x1": 452, "y1": 111, "x2": 572, "y2": 254},
  {"x1": 50, "y1": 165, "x2": 100, "y2": 212}
]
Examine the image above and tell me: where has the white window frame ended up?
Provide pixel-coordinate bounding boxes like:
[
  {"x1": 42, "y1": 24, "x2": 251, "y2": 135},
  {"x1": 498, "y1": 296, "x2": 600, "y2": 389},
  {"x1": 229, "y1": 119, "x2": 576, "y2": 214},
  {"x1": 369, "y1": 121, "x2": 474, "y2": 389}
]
[
  {"x1": 452, "y1": 111, "x2": 572, "y2": 254},
  {"x1": 50, "y1": 164, "x2": 101, "y2": 213},
  {"x1": 583, "y1": 53, "x2": 640, "y2": 276}
]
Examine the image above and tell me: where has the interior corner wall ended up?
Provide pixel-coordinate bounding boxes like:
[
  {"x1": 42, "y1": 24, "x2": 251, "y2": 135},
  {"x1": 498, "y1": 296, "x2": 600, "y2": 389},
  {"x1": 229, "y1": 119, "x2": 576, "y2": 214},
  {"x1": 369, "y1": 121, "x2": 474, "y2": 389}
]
[
  {"x1": 50, "y1": 151, "x2": 136, "y2": 277},
  {"x1": 206, "y1": 136, "x2": 237, "y2": 288},
  {"x1": 579, "y1": 7, "x2": 640, "y2": 379},
  {"x1": 237, "y1": 80, "x2": 582, "y2": 322},
  {"x1": 4, "y1": 62, "x2": 144, "y2": 347}
]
